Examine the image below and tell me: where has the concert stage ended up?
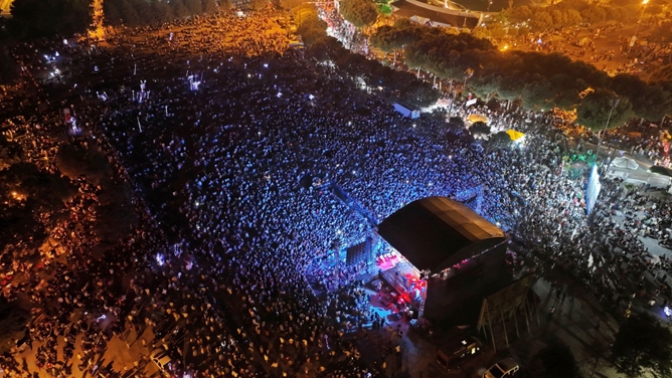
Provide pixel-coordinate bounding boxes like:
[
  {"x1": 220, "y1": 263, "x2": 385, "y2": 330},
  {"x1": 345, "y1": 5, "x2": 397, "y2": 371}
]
[{"x1": 376, "y1": 197, "x2": 512, "y2": 323}]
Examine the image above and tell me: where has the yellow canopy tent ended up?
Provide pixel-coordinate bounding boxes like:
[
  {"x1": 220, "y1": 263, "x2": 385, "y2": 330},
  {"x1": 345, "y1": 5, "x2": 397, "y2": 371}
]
[
  {"x1": 506, "y1": 129, "x2": 525, "y2": 142},
  {"x1": 467, "y1": 114, "x2": 488, "y2": 124}
]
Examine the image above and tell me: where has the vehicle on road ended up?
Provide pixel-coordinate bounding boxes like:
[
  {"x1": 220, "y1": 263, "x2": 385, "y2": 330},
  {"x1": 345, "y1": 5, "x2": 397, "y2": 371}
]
[
  {"x1": 436, "y1": 336, "x2": 484, "y2": 370},
  {"x1": 483, "y1": 357, "x2": 519, "y2": 378},
  {"x1": 150, "y1": 348, "x2": 173, "y2": 373}
]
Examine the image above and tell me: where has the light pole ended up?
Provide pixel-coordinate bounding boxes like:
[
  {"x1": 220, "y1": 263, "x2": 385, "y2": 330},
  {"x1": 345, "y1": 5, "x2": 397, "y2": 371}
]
[
  {"x1": 596, "y1": 97, "x2": 620, "y2": 168},
  {"x1": 449, "y1": 69, "x2": 473, "y2": 116},
  {"x1": 487, "y1": 0, "x2": 493, "y2": 12},
  {"x1": 628, "y1": 0, "x2": 649, "y2": 54}
]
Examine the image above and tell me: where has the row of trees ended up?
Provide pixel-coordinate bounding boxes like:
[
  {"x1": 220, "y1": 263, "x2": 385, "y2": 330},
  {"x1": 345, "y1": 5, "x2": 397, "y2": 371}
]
[
  {"x1": 370, "y1": 20, "x2": 672, "y2": 129},
  {"x1": 293, "y1": 4, "x2": 438, "y2": 108},
  {"x1": 339, "y1": 0, "x2": 378, "y2": 28},
  {"x1": 8, "y1": 0, "x2": 93, "y2": 39},
  {"x1": 103, "y1": 0, "x2": 226, "y2": 27},
  {"x1": 502, "y1": 0, "x2": 631, "y2": 32},
  {"x1": 6, "y1": 0, "x2": 230, "y2": 38}
]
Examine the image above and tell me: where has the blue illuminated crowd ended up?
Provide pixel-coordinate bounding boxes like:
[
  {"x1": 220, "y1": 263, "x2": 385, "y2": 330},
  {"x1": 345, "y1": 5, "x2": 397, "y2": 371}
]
[{"x1": 2, "y1": 9, "x2": 672, "y2": 378}]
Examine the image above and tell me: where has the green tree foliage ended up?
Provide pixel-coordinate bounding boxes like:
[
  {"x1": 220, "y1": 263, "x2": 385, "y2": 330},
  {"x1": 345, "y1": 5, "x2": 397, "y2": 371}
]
[
  {"x1": 103, "y1": 0, "x2": 123, "y2": 26},
  {"x1": 502, "y1": 0, "x2": 629, "y2": 31},
  {"x1": 611, "y1": 313, "x2": 672, "y2": 378},
  {"x1": 580, "y1": 5, "x2": 606, "y2": 23},
  {"x1": 529, "y1": 340, "x2": 581, "y2": 378},
  {"x1": 293, "y1": 4, "x2": 328, "y2": 45},
  {"x1": 507, "y1": 5, "x2": 533, "y2": 22},
  {"x1": 470, "y1": 121, "x2": 491, "y2": 136},
  {"x1": 0, "y1": 46, "x2": 19, "y2": 85},
  {"x1": 530, "y1": 11, "x2": 554, "y2": 30},
  {"x1": 339, "y1": 0, "x2": 377, "y2": 28},
  {"x1": 120, "y1": 0, "x2": 142, "y2": 26},
  {"x1": 202, "y1": 0, "x2": 219, "y2": 13},
  {"x1": 185, "y1": 0, "x2": 203, "y2": 14},
  {"x1": 375, "y1": 21, "x2": 672, "y2": 122},
  {"x1": 370, "y1": 20, "x2": 443, "y2": 52},
  {"x1": 489, "y1": 131, "x2": 513, "y2": 148},
  {"x1": 172, "y1": 0, "x2": 191, "y2": 18},
  {"x1": 153, "y1": 0, "x2": 174, "y2": 22},
  {"x1": 0, "y1": 163, "x2": 76, "y2": 251},
  {"x1": 404, "y1": 32, "x2": 494, "y2": 78},
  {"x1": 576, "y1": 89, "x2": 633, "y2": 130},
  {"x1": 10, "y1": 0, "x2": 92, "y2": 38},
  {"x1": 488, "y1": 23, "x2": 507, "y2": 39},
  {"x1": 55, "y1": 141, "x2": 111, "y2": 185},
  {"x1": 611, "y1": 73, "x2": 672, "y2": 121}
]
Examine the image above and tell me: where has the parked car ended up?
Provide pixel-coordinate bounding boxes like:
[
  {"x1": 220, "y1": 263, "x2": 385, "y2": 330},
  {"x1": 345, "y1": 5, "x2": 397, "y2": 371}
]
[
  {"x1": 150, "y1": 348, "x2": 173, "y2": 373},
  {"x1": 436, "y1": 336, "x2": 484, "y2": 370},
  {"x1": 484, "y1": 357, "x2": 519, "y2": 378}
]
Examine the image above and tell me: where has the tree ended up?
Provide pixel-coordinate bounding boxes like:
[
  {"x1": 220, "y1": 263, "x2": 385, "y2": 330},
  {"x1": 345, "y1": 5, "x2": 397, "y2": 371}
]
[
  {"x1": 470, "y1": 121, "x2": 491, "y2": 137},
  {"x1": 576, "y1": 89, "x2": 633, "y2": 131},
  {"x1": 103, "y1": 0, "x2": 123, "y2": 26},
  {"x1": 489, "y1": 131, "x2": 513, "y2": 149},
  {"x1": 611, "y1": 313, "x2": 672, "y2": 378},
  {"x1": 507, "y1": 5, "x2": 533, "y2": 22},
  {"x1": 488, "y1": 23, "x2": 507, "y2": 39},
  {"x1": 120, "y1": 0, "x2": 142, "y2": 26},
  {"x1": 563, "y1": 9, "x2": 583, "y2": 27},
  {"x1": 0, "y1": 45, "x2": 19, "y2": 85},
  {"x1": 184, "y1": 0, "x2": 202, "y2": 15},
  {"x1": 10, "y1": 0, "x2": 92, "y2": 38},
  {"x1": 0, "y1": 163, "x2": 76, "y2": 252},
  {"x1": 202, "y1": 0, "x2": 219, "y2": 13},
  {"x1": 172, "y1": 0, "x2": 190, "y2": 18},
  {"x1": 611, "y1": 73, "x2": 672, "y2": 121},
  {"x1": 529, "y1": 340, "x2": 581, "y2": 378},
  {"x1": 307, "y1": 36, "x2": 347, "y2": 61},
  {"x1": 471, "y1": 25, "x2": 491, "y2": 39},
  {"x1": 580, "y1": 5, "x2": 606, "y2": 23},
  {"x1": 152, "y1": 0, "x2": 174, "y2": 22},
  {"x1": 339, "y1": 0, "x2": 377, "y2": 28},
  {"x1": 530, "y1": 11, "x2": 554, "y2": 30}
]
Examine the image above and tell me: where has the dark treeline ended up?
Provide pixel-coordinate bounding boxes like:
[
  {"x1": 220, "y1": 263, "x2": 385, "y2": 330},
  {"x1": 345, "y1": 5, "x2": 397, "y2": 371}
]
[
  {"x1": 103, "y1": 0, "x2": 229, "y2": 27},
  {"x1": 8, "y1": 0, "x2": 93, "y2": 39},
  {"x1": 371, "y1": 20, "x2": 672, "y2": 129}
]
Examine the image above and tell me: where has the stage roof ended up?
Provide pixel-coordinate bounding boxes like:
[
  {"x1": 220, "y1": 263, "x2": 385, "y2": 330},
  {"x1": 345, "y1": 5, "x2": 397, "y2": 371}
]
[{"x1": 378, "y1": 197, "x2": 505, "y2": 273}]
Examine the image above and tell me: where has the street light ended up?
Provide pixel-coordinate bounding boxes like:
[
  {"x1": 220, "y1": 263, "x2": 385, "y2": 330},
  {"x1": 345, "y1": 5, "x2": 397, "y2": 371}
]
[
  {"x1": 596, "y1": 97, "x2": 620, "y2": 152},
  {"x1": 628, "y1": 0, "x2": 649, "y2": 54},
  {"x1": 487, "y1": 0, "x2": 493, "y2": 12},
  {"x1": 449, "y1": 68, "x2": 473, "y2": 116}
]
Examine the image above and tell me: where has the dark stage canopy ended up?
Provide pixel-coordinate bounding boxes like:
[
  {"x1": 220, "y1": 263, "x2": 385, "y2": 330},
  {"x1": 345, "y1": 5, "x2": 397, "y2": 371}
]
[{"x1": 377, "y1": 197, "x2": 505, "y2": 273}]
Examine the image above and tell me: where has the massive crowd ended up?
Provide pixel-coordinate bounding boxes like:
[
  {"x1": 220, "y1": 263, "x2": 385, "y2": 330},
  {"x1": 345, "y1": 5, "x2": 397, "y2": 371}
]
[{"x1": 1, "y1": 7, "x2": 672, "y2": 378}]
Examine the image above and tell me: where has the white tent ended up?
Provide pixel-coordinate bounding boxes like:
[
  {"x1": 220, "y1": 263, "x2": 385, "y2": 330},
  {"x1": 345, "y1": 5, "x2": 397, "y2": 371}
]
[
  {"x1": 611, "y1": 157, "x2": 639, "y2": 170},
  {"x1": 409, "y1": 15, "x2": 432, "y2": 26}
]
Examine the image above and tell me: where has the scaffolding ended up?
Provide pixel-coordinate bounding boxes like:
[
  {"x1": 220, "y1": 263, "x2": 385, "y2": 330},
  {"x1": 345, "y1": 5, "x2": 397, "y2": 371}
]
[{"x1": 476, "y1": 275, "x2": 538, "y2": 351}]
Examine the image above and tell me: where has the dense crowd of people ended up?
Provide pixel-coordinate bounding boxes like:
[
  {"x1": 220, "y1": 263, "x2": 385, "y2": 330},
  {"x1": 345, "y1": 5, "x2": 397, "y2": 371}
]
[{"x1": 1, "y1": 6, "x2": 672, "y2": 378}]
